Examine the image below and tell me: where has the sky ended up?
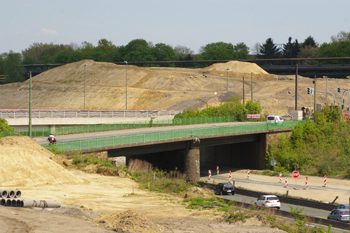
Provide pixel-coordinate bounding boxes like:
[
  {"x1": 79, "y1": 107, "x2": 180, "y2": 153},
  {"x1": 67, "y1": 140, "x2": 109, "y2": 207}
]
[{"x1": 1, "y1": 0, "x2": 350, "y2": 55}]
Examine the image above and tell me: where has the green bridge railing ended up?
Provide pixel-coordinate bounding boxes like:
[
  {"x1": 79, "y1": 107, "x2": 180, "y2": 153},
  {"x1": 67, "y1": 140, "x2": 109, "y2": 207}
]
[
  {"x1": 0, "y1": 116, "x2": 237, "y2": 138},
  {"x1": 43, "y1": 120, "x2": 305, "y2": 152}
]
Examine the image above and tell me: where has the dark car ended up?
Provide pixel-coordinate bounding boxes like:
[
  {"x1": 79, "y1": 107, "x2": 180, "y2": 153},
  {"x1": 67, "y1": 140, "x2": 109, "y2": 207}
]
[{"x1": 214, "y1": 182, "x2": 234, "y2": 195}]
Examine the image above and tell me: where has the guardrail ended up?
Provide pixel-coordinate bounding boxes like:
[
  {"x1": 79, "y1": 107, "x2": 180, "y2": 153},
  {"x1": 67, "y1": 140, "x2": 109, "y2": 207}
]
[
  {"x1": 0, "y1": 109, "x2": 181, "y2": 118},
  {"x1": 0, "y1": 116, "x2": 238, "y2": 137},
  {"x1": 42, "y1": 120, "x2": 305, "y2": 152},
  {"x1": 199, "y1": 182, "x2": 348, "y2": 230}
]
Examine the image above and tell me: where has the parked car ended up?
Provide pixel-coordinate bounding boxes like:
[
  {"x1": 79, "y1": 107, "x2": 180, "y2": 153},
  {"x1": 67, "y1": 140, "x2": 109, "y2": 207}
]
[
  {"x1": 327, "y1": 208, "x2": 349, "y2": 222},
  {"x1": 266, "y1": 115, "x2": 284, "y2": 123},
  {"x1": 332, "y1": 204, "x2": 349, "y2": 211},
  {"x1": 255, "y1": 195, "x2": 280, "y2": 209},
  {"x1": 214, "y1": 182, "x2": 234, "y2": 195}
]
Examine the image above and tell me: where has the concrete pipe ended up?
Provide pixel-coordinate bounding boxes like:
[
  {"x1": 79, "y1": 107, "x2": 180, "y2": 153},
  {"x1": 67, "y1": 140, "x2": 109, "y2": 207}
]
[
  {"x1": 14, "y1": 190, "x2": 21, "y2": 198},
  {"x1": 22, "y1": 199, "x2": 61, "y2": 208},
  {"x1": 6, "y1": 199, "x2": 12, "y2": 206},
  {"x1": 11, "y1": 199, "x2": 18, "y2": 207},
  {"x1": 6, "y1": 190, "x2": 15, "y2": 198},
  {"x1": 18, "y1": 200, "x2": 24, "y2": 207},
  {"x1": 0, "y1": 198, "x2": 6, "y2": 206},
  {"x1": 0, "y1": 190, "x2": 8, "y2": 198}
]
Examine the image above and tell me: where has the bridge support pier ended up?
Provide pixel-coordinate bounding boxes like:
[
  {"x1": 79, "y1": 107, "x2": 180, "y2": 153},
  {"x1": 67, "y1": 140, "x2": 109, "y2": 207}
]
[{"x1": 184, "y1": 148, "x2": 200, "y2": 181}]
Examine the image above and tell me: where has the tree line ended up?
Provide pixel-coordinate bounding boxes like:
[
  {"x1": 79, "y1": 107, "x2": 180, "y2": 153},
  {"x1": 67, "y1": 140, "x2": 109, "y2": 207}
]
[{"x1": 1, "y1": 30, "x2": 350, "y2": 84}]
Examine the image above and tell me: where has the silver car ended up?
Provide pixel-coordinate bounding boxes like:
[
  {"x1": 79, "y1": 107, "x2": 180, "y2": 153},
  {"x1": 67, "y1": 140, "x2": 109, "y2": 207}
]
[{"x1": 327, "y1": 208, "x2": 349, "y2": 222}]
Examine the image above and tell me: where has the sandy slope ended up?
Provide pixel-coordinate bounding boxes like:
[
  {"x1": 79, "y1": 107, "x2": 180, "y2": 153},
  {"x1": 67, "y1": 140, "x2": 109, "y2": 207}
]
[{"x1": 1, "y1": 60, "x2": 348, "y2": 115}]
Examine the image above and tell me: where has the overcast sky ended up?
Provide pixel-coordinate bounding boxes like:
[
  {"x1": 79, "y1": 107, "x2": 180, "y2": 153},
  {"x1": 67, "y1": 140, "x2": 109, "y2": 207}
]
[{"x1": 1, "y1": 0, "x2": 349, "y2": 55}]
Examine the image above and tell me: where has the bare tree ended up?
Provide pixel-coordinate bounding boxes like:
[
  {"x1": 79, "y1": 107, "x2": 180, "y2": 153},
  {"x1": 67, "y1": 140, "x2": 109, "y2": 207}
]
[
  {"x1": 174, "y1": 45, "x2": 194, "y2": 59},
  {"x1": 251, "y1": 43, "x2": 261, "y2": 56},
  {"x1": 331, "y1": 31, "x2": 350, "y2": 42}
]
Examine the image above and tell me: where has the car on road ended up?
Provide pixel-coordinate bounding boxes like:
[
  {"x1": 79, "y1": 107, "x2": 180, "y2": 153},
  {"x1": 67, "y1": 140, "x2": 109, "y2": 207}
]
[
  {"x1": 327, "y1": 208, "x2": 349, "y2": 222},
  {"x1": 255, "y1": 195, "x2": 280, "y2": 209},
  {"x1": 266, "y1": 115, "x2": 284, "y2": 123},
  {"x1": 214, "y1": 182, "x2": 234, "y2": 195},
  {"x1": 332, "y1": 204, "x2": 349, "y2": 211}
]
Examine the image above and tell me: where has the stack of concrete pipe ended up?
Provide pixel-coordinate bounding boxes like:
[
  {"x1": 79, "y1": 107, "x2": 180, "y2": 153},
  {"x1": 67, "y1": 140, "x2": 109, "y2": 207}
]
[{"x1": 0, "y1": 190, "x2": 61, "y2": 208}]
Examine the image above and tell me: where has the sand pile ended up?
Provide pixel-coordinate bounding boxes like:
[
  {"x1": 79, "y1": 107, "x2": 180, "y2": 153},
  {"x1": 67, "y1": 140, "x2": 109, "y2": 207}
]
[
  {"x1": 0, "y1": 136, "x2": 83, "y2": 187},
  {"x1": 202, "y1": 60, "x2": 269, "y2": 75},
  {"x1": 96, "y1": 209, "x2": 165, "y2": 232}
]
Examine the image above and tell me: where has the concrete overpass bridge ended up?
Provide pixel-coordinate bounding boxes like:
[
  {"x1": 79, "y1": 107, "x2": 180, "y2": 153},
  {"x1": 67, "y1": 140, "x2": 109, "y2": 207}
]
[{"x1": 37, "y1": 121, "x2": 302, "y2": 181}]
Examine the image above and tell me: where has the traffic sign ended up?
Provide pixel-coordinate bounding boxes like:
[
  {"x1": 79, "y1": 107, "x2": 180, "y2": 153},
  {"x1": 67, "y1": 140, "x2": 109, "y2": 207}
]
[
  {"x1": 14, "y1": 129, "x2": 18, "y2": 135},
  {"x1": 292, "y1": 171, "x2": 300, "y2": 178},
  {"x1": 270, "y1": 159, "x2": 276, "y2": 166}
]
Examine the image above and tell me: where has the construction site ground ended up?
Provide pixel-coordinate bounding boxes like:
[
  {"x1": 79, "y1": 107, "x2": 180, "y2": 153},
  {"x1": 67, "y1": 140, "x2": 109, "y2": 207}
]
[
  {"x1": 1, "y1": 60, "x2": 350, "y2": 232},
  {"x1": 0, "y1": 137, "x2": 349, "y2": 232},
  {"x1": 0, "y1": 60, "x2": 349, "y2": 116}
]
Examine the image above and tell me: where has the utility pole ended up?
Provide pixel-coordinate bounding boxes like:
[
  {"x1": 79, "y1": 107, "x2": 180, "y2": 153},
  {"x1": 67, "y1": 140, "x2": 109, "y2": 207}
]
[
  {"x1": 314, "y1": 76, "x2": 316, "y2": 113},
  {"x1": 243, "y1": 76, "x2": 245, "y2": 105},
  {"x1": 29, "y1": 71, "x2": 32, "y2": 138},
  {"x1": 295, "y1": 64, "x2": 298, "y2": 110},
  {"x1": 325, "y1": 76, "x2": 328, "y2": 107},
  {"x1": 251, "y1": 72, "x2": 253, "y2": 101}
]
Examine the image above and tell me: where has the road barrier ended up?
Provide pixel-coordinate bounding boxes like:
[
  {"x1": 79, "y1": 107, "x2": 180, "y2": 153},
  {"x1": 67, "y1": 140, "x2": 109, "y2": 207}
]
[
  {"x1": 279, "y1": 172, "x2": 282, "y2": 182},
  {"x1": 323, "y1": 174, "x2": 327, "y2": 187},
  {"x1": 42, "y1": 120, "x2": 305, "y2": 152},
  {"x1": 1, "y1": 116, "x2": 237, "y2": 137},
  {"x1": 216, "y1": 166, "x2": 219, "y2": 175},
  {"x1": 229, "y1": 170, "x2": 232, "y2": 181},
  {"x1": 208, "y1": 170, "x2": 211, "y2": 180},
  {"x1": 247, "y1": 169, "x2": 250, "y2": 179},
  {"x1": 284, "y1": 177, "x2": 288, "y2": 187}
]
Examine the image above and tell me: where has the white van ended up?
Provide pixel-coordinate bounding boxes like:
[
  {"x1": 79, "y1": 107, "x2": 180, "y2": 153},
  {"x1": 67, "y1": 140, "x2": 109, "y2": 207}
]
[{"x1": 266, "y1": 115, "x2": 284, "y2": 123}]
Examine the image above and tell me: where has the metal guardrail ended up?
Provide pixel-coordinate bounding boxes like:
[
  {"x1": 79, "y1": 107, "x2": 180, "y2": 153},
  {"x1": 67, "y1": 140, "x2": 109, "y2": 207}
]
[
  {"x1": 0, "y1": 116, "x2": 237, "y2": 137},
  {"x1": 0, "y1": 109, "x2": 181, "y2": 119},
  {"x1": 42, "y1": 120, "x2": 305, "y2": 152},
  {"x1": 199, "y1": 182, "x2": 349, "y2": 230}
]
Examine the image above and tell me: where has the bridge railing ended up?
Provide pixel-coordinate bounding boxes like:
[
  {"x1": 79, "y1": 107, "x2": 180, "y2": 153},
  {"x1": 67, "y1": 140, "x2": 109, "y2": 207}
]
[
  {"x1": 0, "y1": 116, "x2": 238, "y2": 138},
  {"x1": 43, "y1": 120, "x2": 305, "y2": 152}
]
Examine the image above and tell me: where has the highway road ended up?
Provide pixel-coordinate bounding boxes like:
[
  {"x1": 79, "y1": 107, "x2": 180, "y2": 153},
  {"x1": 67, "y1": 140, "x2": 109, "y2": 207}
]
[
  {"x1": 34, "y1": 121, "x2": 266, "y2": 145},
  {"x1": 219, "y1": 194, "x2": 347, "y2": 233}
]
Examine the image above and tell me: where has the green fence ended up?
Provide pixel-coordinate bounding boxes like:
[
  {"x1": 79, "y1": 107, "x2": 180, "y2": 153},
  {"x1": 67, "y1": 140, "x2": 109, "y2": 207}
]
[
  {"x1": 43, "y1": 120, "x2": 305, "y2": 152},
  {"x1": 0, "y1": 116, "x2": 237, "y2": 138}
]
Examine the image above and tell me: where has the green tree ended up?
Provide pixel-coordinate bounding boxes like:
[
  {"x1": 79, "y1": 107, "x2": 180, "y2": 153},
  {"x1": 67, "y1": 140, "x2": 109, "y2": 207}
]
[
  {"x1": 152, "y1": 43, "x2": 177, "y2": 62},
  {"x1": 4, "y1": 51, "x2": 24, "y2": 83},
  {"x1": 97, "y1": 38, "x2": 117, "y2": 62},
  {"x1": 282, "y1": 37, "x2": 300, "y2": 58},
  {"x1": 0, "y1": 56, "x2": 5, "y2": 75},
  {"x1": 198, "y1": 42, "x2": 236, "y2": 60},
  {"x1": 233, "y1": 42, "x2": 251, "y2": 59},
  {"x1": 22, "y1": 42, "x2": 72, "y2": 64},
  {"x1": 258, "y1": 38, "x2": 281, "y2": 59},
  {"x1": 0, "y1": 118, "x2": 14, "y2": 132},
  {"x1": 302, "y1": 36, "x2": 317, "y2": 48},
  {"x1": 54, "y1": 49, "x2": 72, "y2": 63},
  {"x1": 245, "y1": 100, "x2": 262, "y2": 114},
  {"x1": 319, "y1": 41, "x2": 350, "y2": 58}
]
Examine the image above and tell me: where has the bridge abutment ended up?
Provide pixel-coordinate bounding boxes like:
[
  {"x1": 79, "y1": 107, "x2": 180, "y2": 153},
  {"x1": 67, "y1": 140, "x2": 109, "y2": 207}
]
[{"x1": 184, "y1": 148, "x2": 200, "y2": 181}]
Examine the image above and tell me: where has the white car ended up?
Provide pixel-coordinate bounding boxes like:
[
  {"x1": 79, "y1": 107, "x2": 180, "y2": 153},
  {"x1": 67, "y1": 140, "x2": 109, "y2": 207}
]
[
  {"x1": 266, "y1": 115, "x2": 284, "y2": 123},
  {"x1": 255, "y1": 195, "x2": 280, "y2": 209}
]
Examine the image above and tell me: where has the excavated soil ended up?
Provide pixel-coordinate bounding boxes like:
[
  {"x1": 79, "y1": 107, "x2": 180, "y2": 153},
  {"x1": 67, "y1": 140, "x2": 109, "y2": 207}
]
[
  {"x1": 1, "y1": 60, "x2": 349, "y2": 115},
  {"x1": 0, "y1": 136, "x2": 287, "y2": 233}
]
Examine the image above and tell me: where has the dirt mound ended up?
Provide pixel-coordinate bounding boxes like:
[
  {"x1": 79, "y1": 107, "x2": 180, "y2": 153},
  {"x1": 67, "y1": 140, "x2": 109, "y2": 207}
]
[
  {"x1": 202, "y1": 60, "x2": 269, "y2": 75},
  {"x1": 0, "y1": 136, "x2": 83, "y2": 187},
  {"x1": 96, "y1": 209, "x2": 165, "y2": 232}
]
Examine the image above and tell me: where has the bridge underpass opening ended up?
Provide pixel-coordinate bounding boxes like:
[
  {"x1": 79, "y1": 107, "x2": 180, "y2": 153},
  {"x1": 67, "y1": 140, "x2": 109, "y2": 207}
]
[{"x1": 108, "y1": 133, "x2": 267, "y2": 181}]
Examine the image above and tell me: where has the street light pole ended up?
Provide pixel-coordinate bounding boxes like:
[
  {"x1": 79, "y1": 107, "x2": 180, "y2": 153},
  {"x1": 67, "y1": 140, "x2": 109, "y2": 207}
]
[
  {"x1": 84, "y1": 64, "x2": 87, "y2": 109},
  {"x1": 227, "y1": 68, "x2": 229, "y2": 102},
  {"x1": 124, "y1": 61, "x2": 128, "y2": 110}
]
